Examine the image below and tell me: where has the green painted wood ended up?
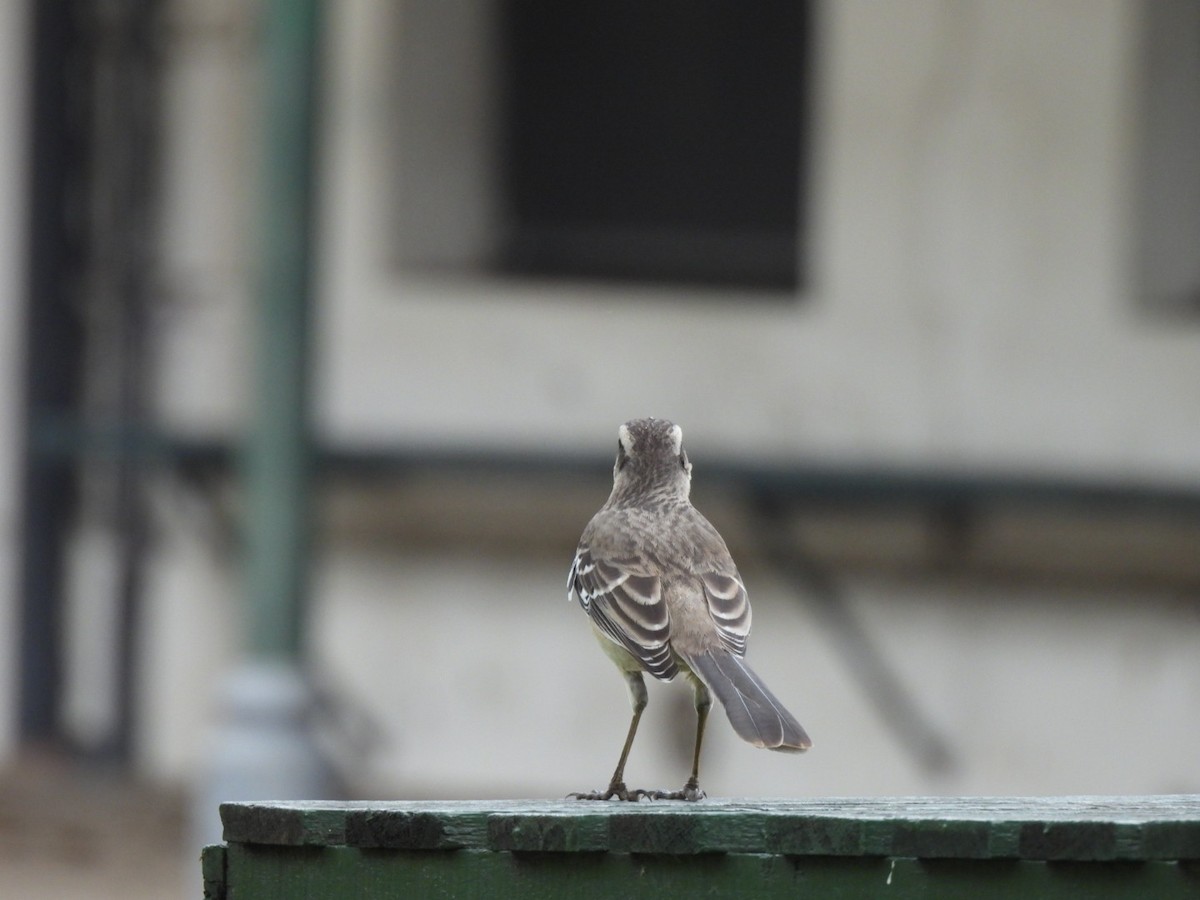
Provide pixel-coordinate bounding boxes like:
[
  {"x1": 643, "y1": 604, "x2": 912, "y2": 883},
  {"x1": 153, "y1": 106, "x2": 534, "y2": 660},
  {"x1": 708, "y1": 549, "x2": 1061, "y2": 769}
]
[
  {"x1": 216, "y1": 845, "x2": 1198, "y2": 900},
  {"x1": 200, "y1": 844, "x2": 227, "y2": 900},
  {"x1": 208, "y1": 797, "x2": 1200, "y2": 898},
  {"x1": 220, "y1": 796, "x2": 1200, "y2": 860}
]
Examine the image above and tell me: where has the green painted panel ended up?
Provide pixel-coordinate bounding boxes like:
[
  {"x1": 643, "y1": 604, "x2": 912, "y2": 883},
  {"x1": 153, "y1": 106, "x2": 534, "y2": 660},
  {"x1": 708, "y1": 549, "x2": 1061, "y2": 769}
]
[
  {"x1": 200, "y1": 844, "x2": 226, "y2": 900},
  {"x1": 219, "y1": 844, "x2": 1200, "y2": 900},
  {"x1": 208, "y1": 798, "x2": 1200, "y2": 898}
]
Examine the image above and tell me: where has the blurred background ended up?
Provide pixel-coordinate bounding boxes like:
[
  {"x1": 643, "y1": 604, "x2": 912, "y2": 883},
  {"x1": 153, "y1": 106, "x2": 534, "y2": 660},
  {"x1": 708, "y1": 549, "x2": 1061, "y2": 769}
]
[{"x1": 2, "y1": 0, "x2": 1199, "y2": 896}]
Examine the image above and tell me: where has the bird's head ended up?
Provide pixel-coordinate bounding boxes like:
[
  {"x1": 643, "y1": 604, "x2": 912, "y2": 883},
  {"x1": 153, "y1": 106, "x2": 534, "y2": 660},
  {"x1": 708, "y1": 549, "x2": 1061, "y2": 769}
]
[{"x1": 609, "y1": 417, "x2": 693, "y2": 505}]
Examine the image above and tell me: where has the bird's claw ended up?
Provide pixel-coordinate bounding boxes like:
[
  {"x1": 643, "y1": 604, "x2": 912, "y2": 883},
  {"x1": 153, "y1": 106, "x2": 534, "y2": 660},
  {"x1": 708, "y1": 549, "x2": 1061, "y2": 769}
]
[
  {"x1": 645, "y1": 781, "x2": 706, "y2": 802},
  {"x1": 568, "y1": 781, "x2": 650, "y2": 802},
  {"x1": 569, "y1": 779, "x2": 705, "y2": 802}
]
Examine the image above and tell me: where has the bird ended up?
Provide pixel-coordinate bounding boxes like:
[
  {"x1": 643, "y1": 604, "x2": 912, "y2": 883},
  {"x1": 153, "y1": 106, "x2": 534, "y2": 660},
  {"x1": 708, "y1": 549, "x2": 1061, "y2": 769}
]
[{"x1": 567, "y1": 417, "x2": 810, "y2": 801}]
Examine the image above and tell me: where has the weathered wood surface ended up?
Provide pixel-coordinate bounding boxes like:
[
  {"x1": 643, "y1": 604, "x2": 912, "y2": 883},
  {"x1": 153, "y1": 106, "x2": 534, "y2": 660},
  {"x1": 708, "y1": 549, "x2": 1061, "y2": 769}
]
[
  {"x1": 204, "y1": 797, "x2": 1200, "y2": 899},
  {"x1": 219, "y1": 795, "x2": 1200, "y2": 860}
]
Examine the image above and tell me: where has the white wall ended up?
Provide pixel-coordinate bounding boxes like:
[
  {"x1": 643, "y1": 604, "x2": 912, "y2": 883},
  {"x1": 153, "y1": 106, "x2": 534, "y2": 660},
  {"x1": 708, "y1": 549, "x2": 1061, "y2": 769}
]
[
  {"x1": 153, "y1": 0, "x2": 257, "y2": 436},
  {"x1": 137, "y1": 477, "x2": 238, "y2": 780},
  {"x1": 310, "y1": 0, "x2": 1200, "y2": 482},
  {"x1": 309, "y1": 548, "x2": 1200, "y2": 799},
  {"x1": 0, "y1": 0, "x2": 30, "y2": 763},
  {"x1": 125, "y1": 0, "x2": 1200, "y2": 800},
  {"x1": 149, "y1": 0, "x2": 1200, "y2": 476}
]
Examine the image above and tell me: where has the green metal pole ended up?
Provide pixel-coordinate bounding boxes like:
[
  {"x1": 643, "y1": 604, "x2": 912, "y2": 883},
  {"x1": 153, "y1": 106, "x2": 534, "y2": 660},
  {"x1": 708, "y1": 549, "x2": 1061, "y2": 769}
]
[
  {"x1": 244, "y1": 0, "x2": 321, "y2": 660},
  {"x1": 192, "y1": 0, "x2": 331, "y2": 853}
]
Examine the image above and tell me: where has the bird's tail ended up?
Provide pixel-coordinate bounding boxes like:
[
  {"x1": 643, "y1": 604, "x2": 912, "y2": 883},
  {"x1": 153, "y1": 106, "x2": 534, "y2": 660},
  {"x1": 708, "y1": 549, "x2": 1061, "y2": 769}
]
[{"x1": 684, "y1": 651, "x2": 811, "y2": 752}]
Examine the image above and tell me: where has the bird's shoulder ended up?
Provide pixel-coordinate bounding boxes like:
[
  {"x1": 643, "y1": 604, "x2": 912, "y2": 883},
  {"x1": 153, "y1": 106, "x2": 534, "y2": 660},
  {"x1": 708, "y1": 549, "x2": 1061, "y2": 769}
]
[{"x1": 579, "y1": 501, "x2": 739, "y2": 579}]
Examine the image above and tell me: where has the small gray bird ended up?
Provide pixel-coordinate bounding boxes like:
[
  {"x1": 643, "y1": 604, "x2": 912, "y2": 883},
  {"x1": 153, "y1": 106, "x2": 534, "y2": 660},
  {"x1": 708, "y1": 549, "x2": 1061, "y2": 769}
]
[{"x1": 568, "y1": 418, "x2": 810, "y2": 801}]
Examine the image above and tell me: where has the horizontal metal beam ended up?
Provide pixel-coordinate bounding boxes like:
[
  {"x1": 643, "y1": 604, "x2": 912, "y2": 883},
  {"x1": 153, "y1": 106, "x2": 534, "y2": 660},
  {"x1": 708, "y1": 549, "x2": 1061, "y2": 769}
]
[{"x1": 27, "y1": 416, "x2": 1200, "y2": 516}]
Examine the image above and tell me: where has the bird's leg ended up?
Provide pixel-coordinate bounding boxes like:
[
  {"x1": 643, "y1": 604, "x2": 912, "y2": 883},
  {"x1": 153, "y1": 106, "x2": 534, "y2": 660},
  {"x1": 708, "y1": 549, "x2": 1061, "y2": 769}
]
[
  {"x1": 649, "y1": 676, "x2": 710, "y2": 801},
  {"x1": 684, "y1": 686, "x2": 710, "y2": 797},
  {"x1": 570, "y1": 672, "x2": 650, "y2": 801}
]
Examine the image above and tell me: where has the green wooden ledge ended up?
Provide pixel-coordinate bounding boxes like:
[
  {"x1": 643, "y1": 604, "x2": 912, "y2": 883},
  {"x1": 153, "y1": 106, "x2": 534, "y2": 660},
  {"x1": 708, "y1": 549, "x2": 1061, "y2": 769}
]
[{"x1": 203, "y1": 796, "x2": 1200, "y2": 899}]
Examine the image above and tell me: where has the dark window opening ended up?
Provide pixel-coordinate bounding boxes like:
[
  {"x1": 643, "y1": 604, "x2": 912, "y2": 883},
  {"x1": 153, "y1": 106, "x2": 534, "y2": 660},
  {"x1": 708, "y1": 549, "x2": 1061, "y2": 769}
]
[
  {"x1": 1135, "y1": 0, "x2": 1200, "y2": 317},
  {"x1": 497, "y1": 0, "x2": 810, "y2": 291}
]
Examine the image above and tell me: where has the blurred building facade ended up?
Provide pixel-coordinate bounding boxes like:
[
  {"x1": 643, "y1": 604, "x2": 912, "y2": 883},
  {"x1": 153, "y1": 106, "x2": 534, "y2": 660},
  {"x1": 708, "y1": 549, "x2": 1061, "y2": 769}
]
[{"x1": 1, "y1": 0, "x2": 1199, "y2": 803}]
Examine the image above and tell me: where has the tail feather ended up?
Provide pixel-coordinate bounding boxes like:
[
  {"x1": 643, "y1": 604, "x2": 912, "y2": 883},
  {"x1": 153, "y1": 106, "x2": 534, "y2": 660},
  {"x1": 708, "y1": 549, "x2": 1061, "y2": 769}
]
[{"x1": 686, "y1": 651, "x2": 811, "y2": 752}]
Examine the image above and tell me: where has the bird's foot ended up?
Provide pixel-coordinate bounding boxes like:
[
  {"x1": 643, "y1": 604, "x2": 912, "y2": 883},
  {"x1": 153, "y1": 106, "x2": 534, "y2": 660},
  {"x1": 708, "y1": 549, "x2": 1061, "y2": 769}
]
[
  {"x1": 568, "y1": 781, "x2": 651, "y2": 802},
  {"x1": 646, "y1": 778, "x2": 706, "y2": 802}
]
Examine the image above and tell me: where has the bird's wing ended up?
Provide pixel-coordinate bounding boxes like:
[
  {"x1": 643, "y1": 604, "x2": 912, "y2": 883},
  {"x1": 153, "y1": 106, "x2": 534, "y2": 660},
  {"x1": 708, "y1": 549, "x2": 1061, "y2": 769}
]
[
  {"x1": 569, "y1": 543, "x2": 677, "y2": 680},
  {"x1": 699, "y1": 570, "x2": 751, "y2": 657},
  {"x1": 683, "y1": 511, "x2": 752, "y2": 656}
]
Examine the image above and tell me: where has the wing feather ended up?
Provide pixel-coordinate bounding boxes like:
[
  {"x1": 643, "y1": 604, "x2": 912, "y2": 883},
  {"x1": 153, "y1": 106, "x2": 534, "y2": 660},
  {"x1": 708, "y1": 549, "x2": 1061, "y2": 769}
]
[
  {"x1": 701, "y1": 571, "x2": 751, "y2": 656},
  {"x1": 569, "y1": 544, "x2": 677, "y2": 680}
]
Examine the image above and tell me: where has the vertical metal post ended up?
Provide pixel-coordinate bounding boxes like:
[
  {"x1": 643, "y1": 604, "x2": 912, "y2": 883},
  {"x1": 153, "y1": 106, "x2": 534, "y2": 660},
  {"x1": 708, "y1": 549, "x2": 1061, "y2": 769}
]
[
  {"x1": 244, "y1": 0, "x2": 321, "y2": 661},
  {"x1": 93, "y1": 0, "x2": 164, "y2": 765},
  {"x1": 192, "y1": 0, "x2": 333, "y2": 853},
  {"x1": 18, "y1": 0, "x2": 86, "y2": 748}
]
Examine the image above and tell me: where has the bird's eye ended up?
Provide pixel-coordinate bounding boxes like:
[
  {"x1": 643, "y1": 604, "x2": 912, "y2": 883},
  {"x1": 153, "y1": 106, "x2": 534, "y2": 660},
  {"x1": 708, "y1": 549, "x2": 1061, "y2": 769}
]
[
  {"x1": 615, "y1": 440, "x2": 628, "y2": 470},
  {"x1": 680, "y1": 449, "x2": 690, "y2": 471}
]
